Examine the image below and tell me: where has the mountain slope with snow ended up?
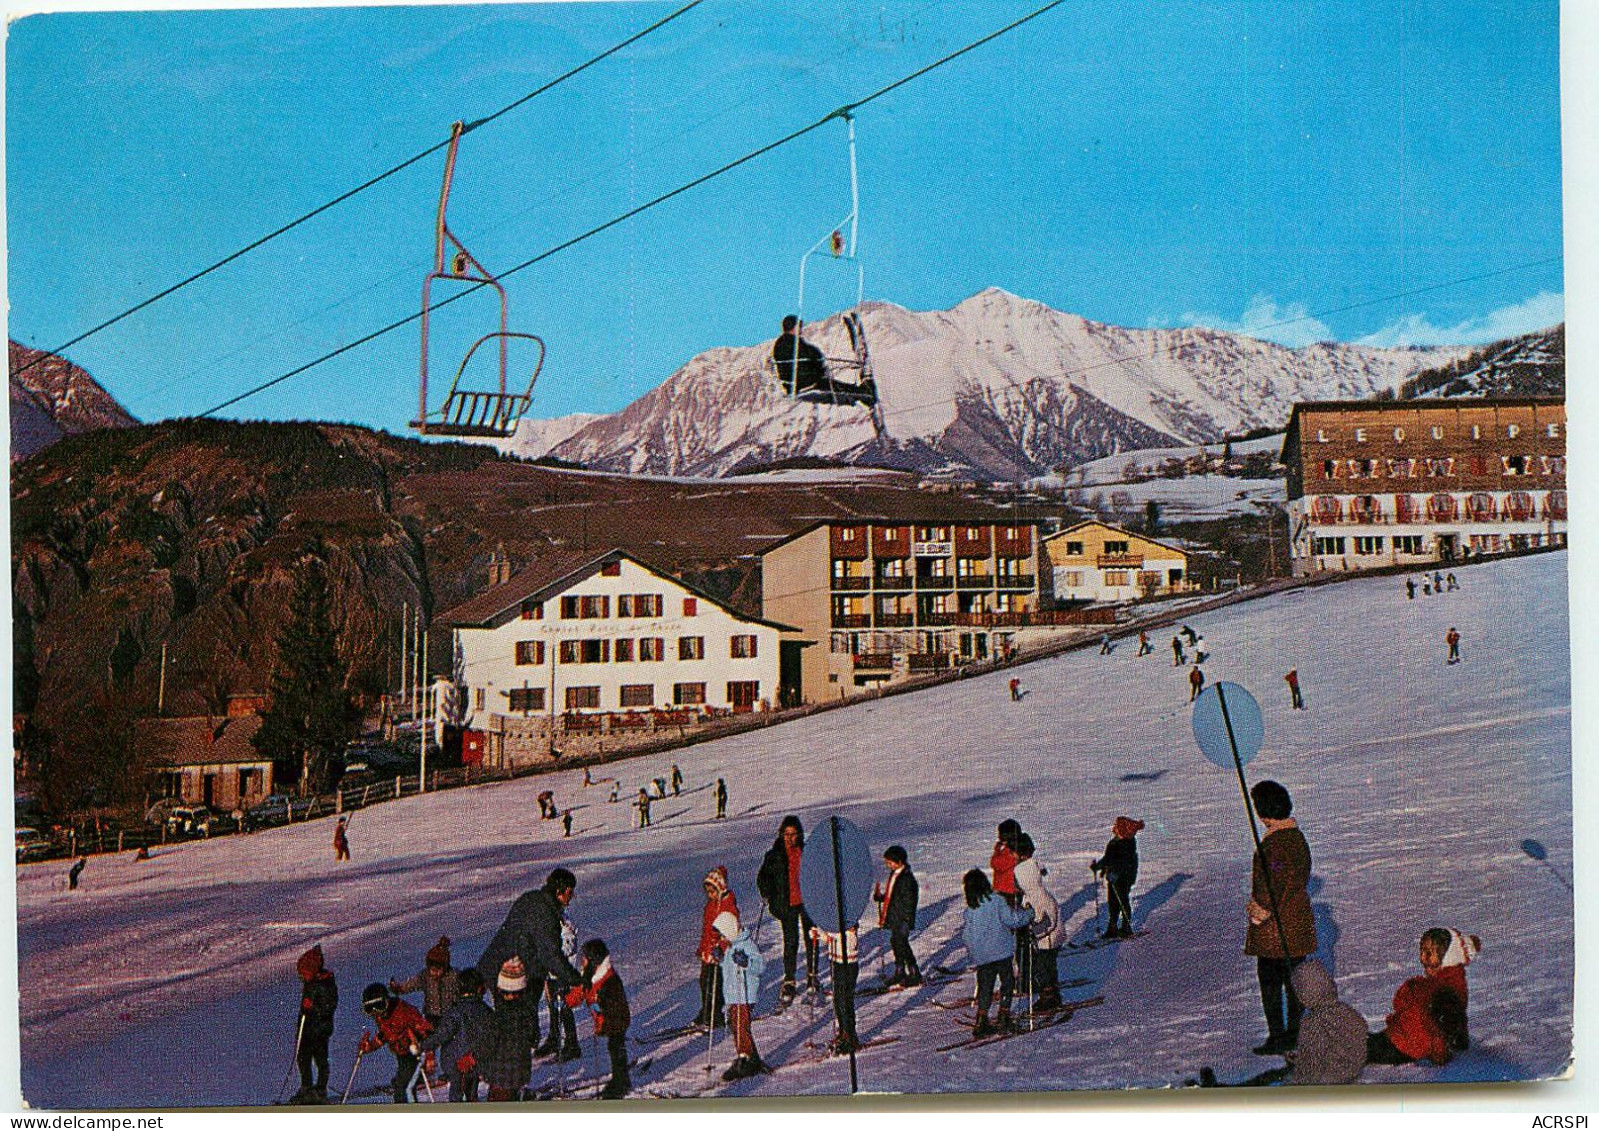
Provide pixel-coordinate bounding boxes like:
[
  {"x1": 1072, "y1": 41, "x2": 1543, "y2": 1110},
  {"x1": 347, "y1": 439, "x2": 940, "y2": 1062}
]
[
  {"x1": 504, "y1": 291, "x2": 1466, "y2": 481},
  {"x1": 14, "y1": 553, "x2": 1572, "y2": 1107}
]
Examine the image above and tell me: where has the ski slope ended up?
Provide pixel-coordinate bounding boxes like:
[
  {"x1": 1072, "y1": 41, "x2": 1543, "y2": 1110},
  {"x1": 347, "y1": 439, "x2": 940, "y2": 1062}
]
[{"x1": 14, "y1": 553, "x2": 1573, "y2": 1107}]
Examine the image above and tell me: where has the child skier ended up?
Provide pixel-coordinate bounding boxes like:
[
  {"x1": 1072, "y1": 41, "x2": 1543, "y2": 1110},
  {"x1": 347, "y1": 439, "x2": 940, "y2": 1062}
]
[
  {"x1": 1189, "y1": 665, "x2": 1206, "y2": 701},
  {"x1": 636, "y1": 788, "x2": 652, "y2": 828},
  {"x1": 390, "y1": 936, "x2": 460, "y2": 1026},
  {"x1": 1284, "y1": 960, "x2": 1367, "y2": 1085},
  {"x1": 1367, "y1": 928, "x2": 1480, "y2": 1066},
  {"x1": 671, "y1": 763, "x2": 684, "y2": 795},
  {"x1": 960, "y1": 869, "x2": 1033, "y2": 1037},
  {"x1": 697, "y1": 866, "x2": 739, "y2": 1027},
  {"x1": 874, "y1": 846, "x2": 921, "y2": 988},
  {"x1": 333, "y1": 817, "x2": 351, "y2": 861},
  {"x1": 357, "y1": 983, "x2": 434, "y2": 1103},
  {"x1": 419, "y1": 968, "x2": 492, "y2": 1102},
  {"x1": 990, "y1": 819, "x2": 1022, "y2": 906},
  {"x1": 715, "y1": 777, "x2": 729, "y2": 819},
  {"x1": 292, "y1": 945, "x2": 338, "y2": 1103},
  {"x1": 714, "y1": 912, "x2": 769, "y2": 1080},
  {"x1": 566, "y1": 939, "x2": 633, "y2": 1099},
  {"x1": 809, "y1": 921, "x2": 861, "y2": 1055},
  {"x1": 1091, "y1": 817, "x2": 1143, "y2": 938},
  {"x1": 1013, "y1": 834, "x2": 1066, "y2": 1011},
  {"x1": 479, "y1": 958, "x2": 536, "y2": 1100}
]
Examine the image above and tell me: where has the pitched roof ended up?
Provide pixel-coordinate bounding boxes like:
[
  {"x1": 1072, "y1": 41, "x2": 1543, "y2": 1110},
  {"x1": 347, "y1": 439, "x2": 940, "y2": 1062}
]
[
  {"x1": 1042, "y1": 519, "x2": 1188, "y2": 558},
  {"x1": 439, "y1": 548, "x2": 798, "y2": 633},
  {"x1": 134, "y1": 714, "x2": 268, "y2": 768}
]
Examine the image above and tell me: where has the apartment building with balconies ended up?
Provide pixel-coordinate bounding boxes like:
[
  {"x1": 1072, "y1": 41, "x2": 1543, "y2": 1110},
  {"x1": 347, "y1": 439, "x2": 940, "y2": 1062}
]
[
  {"x1": 762, "y1": 518, "x2": 1109, "y2": 701},
  {"x1": 1281, "y1": 398, "x2": 1566, "y2": 574}
]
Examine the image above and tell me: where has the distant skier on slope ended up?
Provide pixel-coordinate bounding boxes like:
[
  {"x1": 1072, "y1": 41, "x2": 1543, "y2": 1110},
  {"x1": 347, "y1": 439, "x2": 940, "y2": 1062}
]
[
  {"x1": 333, "y1": 818, "x2": 351, "y2": 862},
  {"x1": 1138, "y1": 630, "x2": 1152, "y2": 656},
  {"x1": 715, "y1": 778, "x2": 729, "y2": 819},
  {"x1": 1446, "y1": 627, "x2": 1462, "y2": 665},
  {"x1": 1173, "y1": 635, "x2": 1186, "y2": 666},
  {"x1": 1189, "y1": 665, "x2": 1206, "y2": 702},
  {"x1": 1099, "y1": 633, "x2": 1113, "y2": 655},
  {"x1": 636, "y1": 789, "x2": 652, "y2": 828},
  {"x1": 1285, "y1": 669, "x2": 1304, "y2": 710}
]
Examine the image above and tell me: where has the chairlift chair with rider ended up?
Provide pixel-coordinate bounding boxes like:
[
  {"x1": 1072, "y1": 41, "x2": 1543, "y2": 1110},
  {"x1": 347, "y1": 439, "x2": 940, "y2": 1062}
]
[
  {"x1": 769, "y1": 112, "x2": 884, "y2": 433},
  {"x1": 413, "y1": 121, "x2": 545, "y2": 439}
]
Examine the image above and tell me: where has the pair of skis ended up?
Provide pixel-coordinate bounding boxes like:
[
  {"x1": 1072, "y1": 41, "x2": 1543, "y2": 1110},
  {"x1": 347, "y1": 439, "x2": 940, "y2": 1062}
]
[{"x1": 933, "y1": 996, "x2": 1105, "y2": 1053}]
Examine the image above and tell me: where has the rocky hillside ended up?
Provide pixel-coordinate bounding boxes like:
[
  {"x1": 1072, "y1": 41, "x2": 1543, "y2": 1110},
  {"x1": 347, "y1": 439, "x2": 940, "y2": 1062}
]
[
  {"x1": 9, "y1": 342, "x2": 138, "y2": 460},
  {"x1": 11, "y1": 420, "x2": 1038, "y2": 750},
  {"x1": 500, "y1": 289, "x2": 1465, "y2": 481},
  {"x1": 1396, "y1": 324, "x2": 1564, "y2": 399}
]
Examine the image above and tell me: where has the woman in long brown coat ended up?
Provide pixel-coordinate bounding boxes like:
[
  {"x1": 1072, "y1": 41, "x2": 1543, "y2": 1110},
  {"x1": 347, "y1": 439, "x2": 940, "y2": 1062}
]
[{"x1": 1245, "y1": 779, "x2": 1317, "y2": 1056}]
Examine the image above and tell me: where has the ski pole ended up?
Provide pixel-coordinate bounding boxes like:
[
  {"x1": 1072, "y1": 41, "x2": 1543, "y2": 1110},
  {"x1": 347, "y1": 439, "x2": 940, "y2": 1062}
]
[
  {"x1": 340, "y1": 1048, "x2": 365, "y2": 1105},
  {"x1": 275, "y1": 1013, "x2": 307, "y2": 1104}
]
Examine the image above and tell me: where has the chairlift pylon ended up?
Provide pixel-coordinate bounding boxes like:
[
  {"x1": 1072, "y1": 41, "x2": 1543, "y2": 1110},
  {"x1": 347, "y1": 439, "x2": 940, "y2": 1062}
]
[
  {"x1": 413, "y1": 121, "x2": 544, "y2": 439},
  {"x1": 769, "y1": 112, "x2": 885, "y2": 434}
]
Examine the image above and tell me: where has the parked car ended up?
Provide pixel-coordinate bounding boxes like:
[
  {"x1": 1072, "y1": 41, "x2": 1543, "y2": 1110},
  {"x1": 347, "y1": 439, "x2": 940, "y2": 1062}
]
[
  {"x1": 15, "y1": 827, "x2": 53, "y2": 863},
  {"x1": 243, "y1": 793, "x2": 312, "y2": 831},
  {"x1": 144, "y1": 798, "x2": 185, "y2": 827},
  {"x1": 165, "y1": 806, "x2": 212, "y2": 838}
]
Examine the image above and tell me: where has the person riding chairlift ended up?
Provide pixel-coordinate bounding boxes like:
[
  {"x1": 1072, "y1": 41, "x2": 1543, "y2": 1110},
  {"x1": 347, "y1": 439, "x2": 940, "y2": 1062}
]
[{"x1": 771, "y1": 314, "x2": 875, "y2": 402}]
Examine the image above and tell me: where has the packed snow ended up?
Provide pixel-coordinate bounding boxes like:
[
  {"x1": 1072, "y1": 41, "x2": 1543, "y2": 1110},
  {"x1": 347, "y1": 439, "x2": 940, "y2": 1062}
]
[{"x1": 13, "y1": 553, "x2": 1573, "y2": 1108}]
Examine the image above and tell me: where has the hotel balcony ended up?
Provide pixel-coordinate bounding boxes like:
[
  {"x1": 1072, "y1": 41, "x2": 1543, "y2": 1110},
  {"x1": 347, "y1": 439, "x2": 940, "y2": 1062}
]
[
  {"x1": 907, "y1": 653, "x2": 952, "y2": 673},
  {"x1": 852, "y1": 652, "x2": 895, "y2": 670},
  {"x1": 915, "y1": 575, "x2": 955, "y2": 591},
  {"x1": 956, "y1": 575, "x2": 993, "y2": 590},
  {"x1": 1096, "y1": 554, "x2": 1144, "y2": 568},
  {"x1": 994, "y1": 574, "x2": 1035, "y2": 590},
  {"x1": 831, "y1": 613, "x2": 871, "y2": 629},
  {"x1": 874, "y1": 613, "x2": 915, "y2": 628},
  {"x1": 831, "y1": 576, "x2": 871, "y2": 591},
  {"x1": 874, "y1": 575, "x2": 913, "y2": 591}
]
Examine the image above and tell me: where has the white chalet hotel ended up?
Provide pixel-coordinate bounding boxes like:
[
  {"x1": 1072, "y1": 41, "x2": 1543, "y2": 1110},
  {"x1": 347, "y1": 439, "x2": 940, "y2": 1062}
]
[{"x1": 444, "y1": 549, "x2": 793, "y2": 732}]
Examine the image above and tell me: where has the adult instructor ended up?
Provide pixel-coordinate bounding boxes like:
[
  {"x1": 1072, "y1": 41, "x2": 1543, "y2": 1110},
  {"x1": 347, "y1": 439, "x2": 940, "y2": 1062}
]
[{"x1": 1245, "y1": 780, "x2": 1318, "y2": 1057}]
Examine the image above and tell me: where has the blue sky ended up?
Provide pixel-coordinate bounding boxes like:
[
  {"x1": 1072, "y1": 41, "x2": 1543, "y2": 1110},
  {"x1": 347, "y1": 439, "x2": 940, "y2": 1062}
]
[{"x1": 5, "y1": 0, "x2": 1566, "y2": 432}]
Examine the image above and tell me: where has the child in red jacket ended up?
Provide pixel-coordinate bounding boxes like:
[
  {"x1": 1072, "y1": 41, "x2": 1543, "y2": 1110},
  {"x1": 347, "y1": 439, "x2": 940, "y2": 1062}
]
[
  {"x1": 697, "y1": 866, "x2": 739, "y2": 1028},
  {"x1": 358, "y1": 983, "x2": 434, "y2": 1102},
  {"x1": 1367, "y1": 927, "x2": 1480, "y2": 1066},
  {"x1": 567, "y1": 939, "x2": 632, "y2": 1099}
]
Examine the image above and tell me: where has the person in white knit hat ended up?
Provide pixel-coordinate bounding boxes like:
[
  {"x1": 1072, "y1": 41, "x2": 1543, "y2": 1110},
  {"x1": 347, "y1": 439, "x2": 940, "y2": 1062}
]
[{"x1": 1366, "y1": 926, "x2": 1480, "y2": 1067}]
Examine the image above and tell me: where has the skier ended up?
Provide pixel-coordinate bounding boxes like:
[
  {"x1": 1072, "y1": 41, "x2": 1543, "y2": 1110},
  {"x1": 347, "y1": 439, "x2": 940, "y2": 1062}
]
[
  {"x1": 714, "y1": 778, "x2": 729, "y2": 819},
  {"x1": 1244, "y1": 781, "x2": 1317, "y2": 1057},
  {"x1": 635, "y1": 788, "x2": 652, "y2": 829},
  {"x1": 562, "y1": 810, "x2": 573, "y2": 838},
  {"x1": 1405, "y1": 578, "x2": 1416, "y2": 600},
  {"x1": 1137, "y1": 630, "x2": 1152, "y2": 656},
  {"x1": 670, "y1": 763, "x2": 684, "y2": 796},
  {"x1": 653, "y1": 775, "x2": 669, "y2": 799},
  {"x1": 1422, "y1": 581, "x2": 1432, "y2": 596},
  {"x1": 1194, "y1": 635, "x2": 1210, "y2": 664},
  {"x1": 1014, "y1": 834, "x2": 1066, "y2": 1010},
  {"x1": 990, "y1": 819, "x2": 1023, "y2": 906},
  {"x1": 419, "y1": 967, "x2": 491, "y2": 1102},
  {"x1": 1008, "y1": 677, "x2": 1022, "y2": 702},
  {"x1": 771, "y1": 314, "x2": 828, "y2": 394},
  {"x1": 609, "y1": 781, "x2": 620, "y2": 804},
  {"x1": 582, "y1": 766, "x2": 593, "y2": 788},
  {"x1": 960, "y1": 869, "x2": 1033, "y2": 1037},
  {"x1": 1446, "y1": 572, "x2": 1459, "y2": 592},
  {"x1": 1172, "y1": 635, "x2": 1186, "y2": 666},
  {"x1": 474, "y1": 866, "x2": 587, "y2": 1055},
  {"x1": 1284, "y1": 669, "x2": 1304, "y2": 710},
  {"x1": 1367, "y1": 928, "x2": 1479, "y2": 1066},
  {"x1": 478, "y1": 959, "x2": 536, "y2": 1101},
  {"x1": 715, "y1": 912, "x2": 769, "y2": 1080},
  {"x1": 292, "y1": 945, "x2": 338, "y2": 1103},
  {"x1": 67, "y1": 857, "x2": 85, "y2": 891},
  {"x1": 566, "y1": 939, "x2": 633, "y2": 1099},
  {"x1": 333, "y1": 817, "x2": 351, "y2": 862},
  {"x1": 1090, "y1": 817, "x2": 1143, "y2": 938},
  {"x1": 697, "y1": 866, "x2": 739, "y2": 1028},
  {"x1": 1433, "y1": 570, "x2": 1444, "y2": 592},
  {"x1": 1446, "y1": 627, "x2": 1462, "y2": 665},
  {"x1": 756, "y1": 815, "x2": 819, "y2": 1003},
  {"x1": 1099, "y1": 633, "x2": 1113, "y2": 655},
  {"x1": 538, "y1": 790, "x2": 556, "y2": 820},
  {"x1": 809, "y1": 921, "x2": 861, "y2": 1055},
  {"x1": 357, "y1": 983, "x2": 433, "y2": 1104},
  {"x1": 874, "y1": 845, "x2": 921, "y2": 988},
  {"x1": 1189, "y1": 665, "x2": 1206, "y2": 702},
  {"x1": 536, "y1": 898, "x2": 581, "y2": 1061},
  {"x1": 390, "y1": 936, "x2": 460, "y2": 1026}
]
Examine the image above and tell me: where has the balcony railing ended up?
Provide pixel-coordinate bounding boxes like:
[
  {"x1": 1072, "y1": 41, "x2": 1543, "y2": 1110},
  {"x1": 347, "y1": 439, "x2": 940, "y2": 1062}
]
[
  {"x1": 994, "y1": 574, "x2": 1035, "y2": 590},
  {"x1": 874, "y1": 613, "x2": 914, "y2": 628},
  {"x1": 831, "y1": 576, "x2": 871, "y2": 591},
  {"x1": 831, "y1": 613, "x2": 871, "y2": 629},
  {"x1": 915, "y1": 575, "x2": 954, "y2": 590},
  {"x1": 874, "y1": 575, "x2": 913, "y2": 591},
  {"x1": 1096, "y1": 553, "x2": 1144, "y2": 568},
  {"x1": 918, "y1": 612, "x2": 955, "y2": 626},
  {"x1": 852, "y1": 652, "x2": 895, "y2": 669},
  {"x1": 956, "y1": 575, "x2": 993, "y2": 589},
  {"x1": 907, "y1": 653, "x2": 952, "y2": 673},
  {"x1": 953, "y1": 609, "x2": 1116, "y2": 627}
]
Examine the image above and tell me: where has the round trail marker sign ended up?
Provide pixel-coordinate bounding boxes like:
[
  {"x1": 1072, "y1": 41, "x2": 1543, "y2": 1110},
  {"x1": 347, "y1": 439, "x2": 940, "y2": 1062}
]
[
  {"x1": 799, "y1": 815, "x2": 874, "y2": 929},
  {"x1": 1192, "y1": 681, "x2": 1264, "y2": 768}
]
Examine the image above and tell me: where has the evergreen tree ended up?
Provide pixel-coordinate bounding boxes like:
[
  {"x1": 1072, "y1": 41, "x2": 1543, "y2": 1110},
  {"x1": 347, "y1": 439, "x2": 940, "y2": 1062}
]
[
  {"x1": 1144, "y1": 499, "x2": 1161, "y2": 535},
  {"x1": 252, "y1": 548, "x2": 352, "y2": 793}
]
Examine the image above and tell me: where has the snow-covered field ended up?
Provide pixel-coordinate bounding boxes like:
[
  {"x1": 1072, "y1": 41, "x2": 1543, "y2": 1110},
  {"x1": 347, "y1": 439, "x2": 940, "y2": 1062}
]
[
  {"x1": 13, "y1": 553, "x2": 1573, "y2": 1108},
  {"x1": 1036, "y1": 435, "x2": 1287, "y2": 521}
]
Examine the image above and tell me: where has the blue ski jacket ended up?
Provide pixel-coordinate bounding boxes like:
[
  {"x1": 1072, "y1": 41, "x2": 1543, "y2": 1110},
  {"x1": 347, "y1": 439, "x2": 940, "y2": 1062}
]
[{"x1": 962, "y1": 894, "x2": 1034, "y2": 967}]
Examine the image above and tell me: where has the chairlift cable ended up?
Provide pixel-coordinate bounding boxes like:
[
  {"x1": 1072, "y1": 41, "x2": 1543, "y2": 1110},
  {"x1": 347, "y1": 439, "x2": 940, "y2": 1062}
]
[
  {"x1": 198, "y1": 0, "x2": 1075, "y2": 419},
  {"x1": 11, "y1": 0, "x2": 706, "y2": 384}
]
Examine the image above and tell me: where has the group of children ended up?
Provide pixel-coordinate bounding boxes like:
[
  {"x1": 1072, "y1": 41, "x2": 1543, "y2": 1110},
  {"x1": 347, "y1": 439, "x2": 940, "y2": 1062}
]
[{"x1": 293, "y1": 929, "x2": 636, "y2": 1103}]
